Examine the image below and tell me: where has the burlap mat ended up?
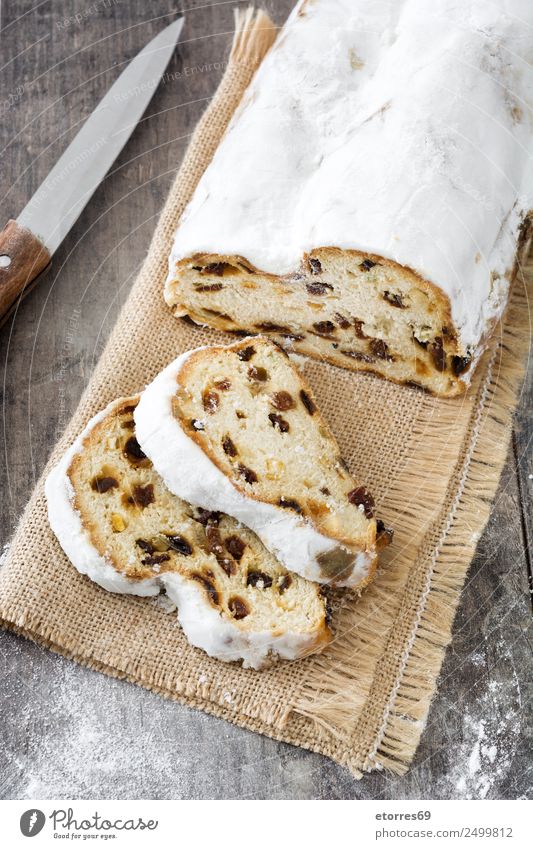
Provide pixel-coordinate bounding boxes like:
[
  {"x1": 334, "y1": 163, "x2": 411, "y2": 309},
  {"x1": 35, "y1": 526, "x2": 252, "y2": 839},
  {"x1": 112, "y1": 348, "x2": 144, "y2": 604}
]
[{"x1": 1, "y1": 10, "x2": 531, "y2": 779}]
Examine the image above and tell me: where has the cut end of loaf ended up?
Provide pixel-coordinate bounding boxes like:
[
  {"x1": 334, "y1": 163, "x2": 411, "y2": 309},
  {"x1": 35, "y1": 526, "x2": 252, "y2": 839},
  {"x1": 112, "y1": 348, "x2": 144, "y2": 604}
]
[
  {"x1": 169, "y1": 336, "x2": 379, "y2": 587},
  {"x1": 57, "y1": 396, "x2": 332, "y2": 667},
  {"x1": 165, "y1": 248, "x2": 477, "y2": 398}
]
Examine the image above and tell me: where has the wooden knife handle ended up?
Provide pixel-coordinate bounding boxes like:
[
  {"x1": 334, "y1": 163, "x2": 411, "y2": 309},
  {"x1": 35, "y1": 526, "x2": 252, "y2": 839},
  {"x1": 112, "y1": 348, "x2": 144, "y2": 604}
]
[{"x1": 0, "y1": 219, "x2": 51, "y2": 324}]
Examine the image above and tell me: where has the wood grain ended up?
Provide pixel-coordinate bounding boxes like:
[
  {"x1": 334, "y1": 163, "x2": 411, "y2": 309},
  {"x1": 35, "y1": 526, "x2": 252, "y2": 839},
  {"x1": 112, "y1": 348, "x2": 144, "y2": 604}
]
[
  {"x1": 0, "y1": 220, "x2": 51, "y2": 325},
  {"x1": 0, "y1": 0, "x2": 531, "y2": 800}
]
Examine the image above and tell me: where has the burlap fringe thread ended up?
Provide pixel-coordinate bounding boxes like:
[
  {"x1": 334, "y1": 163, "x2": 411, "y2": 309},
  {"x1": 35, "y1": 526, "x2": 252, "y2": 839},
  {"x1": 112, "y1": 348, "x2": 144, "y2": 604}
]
[
  {"x1": 1, "y1": 8, "x2": 531, "y2": 780},
  {"x1": 294, "y1": 274, "x2": 531, "y2": 775}
]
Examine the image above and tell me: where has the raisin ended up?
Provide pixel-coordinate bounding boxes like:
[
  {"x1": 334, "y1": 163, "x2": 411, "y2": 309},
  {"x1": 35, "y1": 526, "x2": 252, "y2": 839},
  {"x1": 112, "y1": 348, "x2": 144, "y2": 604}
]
[
  {"x1": 236, "y1": 410, "x2": 246, "y2": 419},
  {"x1": 205, "y1": 525, "x2": 235, "y2": 576},
  {"x1": 136, "y1": 538, "x2": 154, "y2": 554},
  {"x1": 192, "y1": 573, "x2": 219, "y2": 606},
  {"x1": 237, "y1": 345, "x2": 255, "y2": 361},
  {"x1": 195, "y1": 508, "x2": 222, "y2": 526},
  {"x1": 360, "y1": 258, "x2": 376, "y2": 271},
  {"x1": 376, "y1": 519, "x2": 394, "y2": 548},
  {"x1": 271, "y1": 391, "x2": 295, "y2": 411},
  {"x1": 214, "y1": 379, "x2": 231, "y2": 390},
  {"x1": 306, "y1": 282, "x2": 333, "y2": 295},
  {"x1": 268, "y1": 412, "x2": 290, "y2": 433},
  {"x1": 132, "y1": 484, "x2": 155, "y2": 509},
  {"x1": 309, "y1": 257, "x2": 322, "y2": 274},
  {"x1": 166, "y1": 535, "x2": 193, "y2": 556},
  {"x1": 452, "y1": 354, "x2": 471, "y2": 376},
  {"x1": 341, "y1": 349, "x2": 375, "y2": 363},
  {"x1": 238, "y1": 464, "x2": 257, "y2": 484},
  {"x1": 190, "y1": 419, "x2": 205, "y2": 431},
  {"x1": 247, "y1": 570, "x2": 273, "y2": 589},
  {"x1": 300, "y1": 389, "x2": 316, "y2": 415},
  {"x1": 429, "y1": 337, "x2": 446, "y2": 372},
  {"x1": 225, "y1": 535, "x2": 246, "y2": 561},
  {"x1": 205, "y1": 524, "x2": 223, "y2": 550},
  {"x1": 320, "y1": 486, "x2": 331, "y2": 496},
  {"x1": 278, "y1": 574, "x2": 292, "y2": 594},
  {"x1": 278, "y1": 497, "x2": 302, "y2": 513},
  {"x1": 369, "y1": 339, "x2": 394, "y2": 361},
  {"x1": 312, "y1": 320, "x2": 336, "y2": 336},
  {"x1": 202, "y1": 389, "x2": 220, "y2": 413},
  {"x1": 195, "y1": 282, "x2": 224, "y2": 292},
  {"x1": 255, "y1": 321, "x2": 291, "y2": 332},
  {"x1": 141, "y1": 553, "x2": 170, "y2": 566},
  {"x1": 383, "y1": 290, "x2": 406, "y2": 308},
  {"x1": 353, "y1": 318, "x2": 368, "y2": 339},
  {"x1": 222, "y1": 435, "x2": 238, "y2": 456},
  {"x1": 117, "y1": 404, "x2": 136, "y2": 415},
  {"x1": 203, "y1": 262, "x2": 227, "y2": 276},
  {"x1": 334, "y1": 313, "x2": 351, "y2": 329},
  {"x1": 347, "y1": 486, "x2": 375, "y2": 519},
  {"x1": 124, "y1": 436, "x2": 147, "y2": 461},
  {"x1": 248, "y1": 366, "x2": 269, "y2": 381},
  {"x1": 91, "y1": 476, "x2": 119, "y2": 494},
  {"x1": 228, "y1": 596, "x2": 250, "y2": 620}
]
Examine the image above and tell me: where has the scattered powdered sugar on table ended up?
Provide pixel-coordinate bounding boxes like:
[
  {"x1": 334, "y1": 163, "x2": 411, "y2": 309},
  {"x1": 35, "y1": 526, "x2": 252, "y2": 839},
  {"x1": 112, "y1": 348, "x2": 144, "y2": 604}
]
[
  {"x1": 0, "y1": 543, "x2": 11, "y2": 568},
  {"x1": 443, "y1": 648, "x2": 522, "y2": 799},
  {"x1": 2, "y1": 646, "x2": 195, "y2": 798}
]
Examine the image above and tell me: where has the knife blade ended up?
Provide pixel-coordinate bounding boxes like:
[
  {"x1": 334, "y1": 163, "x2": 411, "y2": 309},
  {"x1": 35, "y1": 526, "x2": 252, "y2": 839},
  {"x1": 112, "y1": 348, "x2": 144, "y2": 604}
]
[{"x1": 0, "y1": 15, "x2": 184, "y2": 326}]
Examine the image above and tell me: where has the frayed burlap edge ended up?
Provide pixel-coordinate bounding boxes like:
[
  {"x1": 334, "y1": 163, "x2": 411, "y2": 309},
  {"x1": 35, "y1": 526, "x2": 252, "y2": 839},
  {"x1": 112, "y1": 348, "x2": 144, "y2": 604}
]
[
  {"x1": 1, "y1": 8, "x2": 531, "y2": 780},
  {"x1": 293, "y1": 237, "x2": 532, "y2": 776}
]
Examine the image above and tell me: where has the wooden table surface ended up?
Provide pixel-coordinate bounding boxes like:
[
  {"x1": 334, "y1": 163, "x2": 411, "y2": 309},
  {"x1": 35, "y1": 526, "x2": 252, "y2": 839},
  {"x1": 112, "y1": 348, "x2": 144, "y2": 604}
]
[{"x1": 1, "y1": 0, "x2": 531, "y2": 800}]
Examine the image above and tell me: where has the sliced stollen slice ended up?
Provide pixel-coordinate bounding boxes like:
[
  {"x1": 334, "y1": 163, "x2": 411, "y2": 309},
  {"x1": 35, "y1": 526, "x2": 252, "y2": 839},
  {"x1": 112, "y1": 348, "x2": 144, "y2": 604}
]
[
  {"x1": 45, "y1": 396, "x2": 332, "y2": 670},
  {"x1": 135, "y1": 337, "x2": 386, "y2": 588}
]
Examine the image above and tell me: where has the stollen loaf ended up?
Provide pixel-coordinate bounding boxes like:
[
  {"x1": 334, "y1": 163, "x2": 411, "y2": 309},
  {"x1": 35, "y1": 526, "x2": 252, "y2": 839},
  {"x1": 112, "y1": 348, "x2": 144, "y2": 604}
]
[{"x1": 165, "y1": 0, "x2": 533, "y2": 397}]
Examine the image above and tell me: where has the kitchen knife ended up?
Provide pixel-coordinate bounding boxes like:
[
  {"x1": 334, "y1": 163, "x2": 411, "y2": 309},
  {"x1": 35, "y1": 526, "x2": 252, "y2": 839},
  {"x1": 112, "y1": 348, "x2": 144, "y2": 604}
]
[{"x1": 0, "y1": 15, "x2": 184, "y2": 326}]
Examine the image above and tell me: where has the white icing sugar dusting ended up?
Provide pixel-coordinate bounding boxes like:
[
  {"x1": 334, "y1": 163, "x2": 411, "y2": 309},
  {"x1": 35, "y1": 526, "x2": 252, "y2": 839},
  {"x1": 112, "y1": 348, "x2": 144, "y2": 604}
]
[
  {"x1": 169, "y1": 0, "x2": 533, "y2": 351},
  {"x1": 442, "y1": 648, "x2": 523, "y2": 799}
]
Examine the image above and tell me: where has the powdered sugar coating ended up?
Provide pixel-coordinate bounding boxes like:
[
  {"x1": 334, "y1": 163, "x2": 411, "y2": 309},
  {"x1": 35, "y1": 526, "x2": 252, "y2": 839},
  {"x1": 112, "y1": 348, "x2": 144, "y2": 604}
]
[
  {"x1": 168, "y1": 0, "x2": 533, "y2": 352},
  {"x1": 134, "y1": 350, "x2": 374, "y2": 588}
]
